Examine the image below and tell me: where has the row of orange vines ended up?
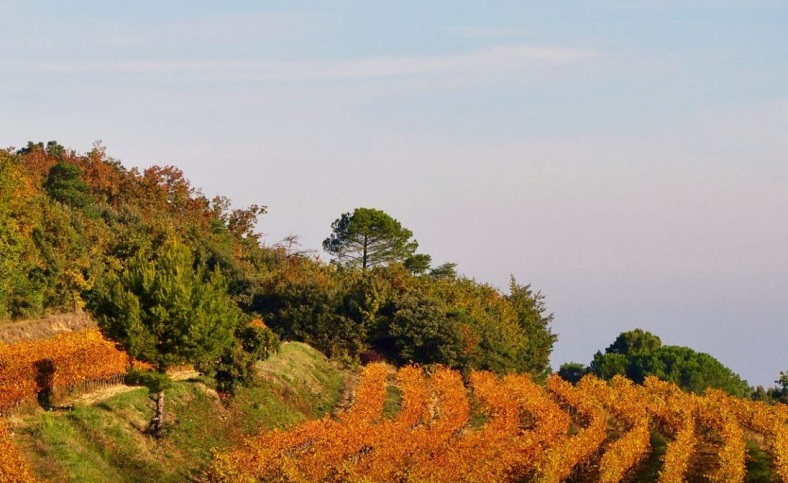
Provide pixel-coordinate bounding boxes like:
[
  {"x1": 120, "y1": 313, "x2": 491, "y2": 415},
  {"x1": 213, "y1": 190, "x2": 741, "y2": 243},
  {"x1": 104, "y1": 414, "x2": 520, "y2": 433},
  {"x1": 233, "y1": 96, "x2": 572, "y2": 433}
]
[
  {"x1": 643, "y1": 376, "x2": 698, "y2": 482},
  {"x1": 576, "y1": 375, "x2": 651, "y2": 482},
  {"x1": 0, "y1": 328, "x2": 131, "y2": 414},
  {"x1": 537, "y1": 375, "x2": 608, "y2": 483},
  {"x1": 711, "y1": 389, "x2": 788, "y2": 481},
  {"x1": 0, "y1": 421, "x2": 36, "y2": 483},
  {"x1": 1, "y1": 328, "x2": 133, "y2": 483}
]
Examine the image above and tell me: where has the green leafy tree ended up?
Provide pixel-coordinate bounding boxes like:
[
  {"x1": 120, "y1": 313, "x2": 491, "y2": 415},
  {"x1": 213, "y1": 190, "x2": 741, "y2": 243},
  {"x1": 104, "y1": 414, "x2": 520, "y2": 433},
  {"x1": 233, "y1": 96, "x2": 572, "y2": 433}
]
[
  {"x1": 507, "y1": 277, "x2": 557, "y2": 379},
  {"x1": 0, "y1": 153, "x2": 45, "y2": 318},
  {"x1": 763, "y1": 370, "x2": 788, "y2": 404},
  {"x1": 605, "y1": 328, "x2": 662, "y2": 355},
  {"x1": 197, "y1": 322, "x2": 281, "y2": 395},
  {"x1": 429, "y1": 262, "x2": 457, "y2": 279},
  {"x1": 259, "y1": 273, "x2": 366, "y2": 358},
  {"x1": 589, "y1": 329, "x2": 750, "y2": 397},
  {"x1": 403, "y1": 253, "x2": 432, "y2": 275},
  {"x1": 90, "y1": 239, "x2": 239, "y2": 436},
  {"x1": 323, "y1": 208, "x2": 418, "y2": 273},
  {"x1": 378, "y1": 292, "x2": 467, "y2": 369},
  {"x1": 43, "y1": 161, "x2": 94, "y2": 209},
  {"x1": 558, "y1": 362, "x2": 588, "y2": 384},
  {"x1": 589, "y1": 351, "x2": 631, "y2": 380}
]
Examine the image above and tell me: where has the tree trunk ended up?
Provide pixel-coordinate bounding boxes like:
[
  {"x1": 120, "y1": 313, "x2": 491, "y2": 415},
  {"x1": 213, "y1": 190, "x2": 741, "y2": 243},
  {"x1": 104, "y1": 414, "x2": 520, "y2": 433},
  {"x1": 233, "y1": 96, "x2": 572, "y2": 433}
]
[
  {"x1": 151, "y1": 390, "x2": 165, "y2": 437},
  {"x1": 362, "y1": 234, "x2": 368, "y2": 273}
]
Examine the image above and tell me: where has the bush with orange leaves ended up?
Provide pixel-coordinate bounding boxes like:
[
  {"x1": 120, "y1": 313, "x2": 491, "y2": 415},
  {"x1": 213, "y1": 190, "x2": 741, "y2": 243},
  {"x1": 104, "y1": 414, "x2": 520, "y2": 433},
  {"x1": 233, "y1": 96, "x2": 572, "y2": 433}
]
[
  {"x1": 535, "y1": 375, "x2": 608, "y2": 483},
  {"x1": 695, "y1": 390, "x2": 747, "y2": 483},
  {"x1": 0, "y1": 328, "x2": 130, "y2": 413},
  {"x1": 728, "y1": 396, "x2": 788, "y2": 481},
  {"x1": 0, "y1": 421, "x2": 36, "y2": 483},
  {"x1": 644, "y1": 376, "x2": 699, "y2": 483},
  {"x1": 576, "y1": 375, "x2": 652, "y2": 483}
]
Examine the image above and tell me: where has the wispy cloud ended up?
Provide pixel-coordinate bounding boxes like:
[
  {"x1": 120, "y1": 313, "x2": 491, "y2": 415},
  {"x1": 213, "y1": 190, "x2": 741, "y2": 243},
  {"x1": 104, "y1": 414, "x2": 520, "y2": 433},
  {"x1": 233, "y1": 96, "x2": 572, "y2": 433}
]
[
  {"x1": 8, "y1": 44, "x2": 597, "y2": 82},
  {"x1": 442, "y1": 26, "x2": 537, "y2": 39},
  {"x1": 597, "y1": 0, "x2": 788, "y2": 9},
  {"x1": 0, "y1": 10, "x2": 320, "y2": 55}
]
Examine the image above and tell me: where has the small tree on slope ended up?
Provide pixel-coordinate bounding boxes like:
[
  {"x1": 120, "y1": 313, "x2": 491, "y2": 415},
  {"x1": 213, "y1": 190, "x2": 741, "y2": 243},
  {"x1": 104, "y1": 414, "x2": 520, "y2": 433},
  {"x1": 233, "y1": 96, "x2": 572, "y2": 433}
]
[{"x1": 90, "y1": 239, "x2": 239, "y2": 437}]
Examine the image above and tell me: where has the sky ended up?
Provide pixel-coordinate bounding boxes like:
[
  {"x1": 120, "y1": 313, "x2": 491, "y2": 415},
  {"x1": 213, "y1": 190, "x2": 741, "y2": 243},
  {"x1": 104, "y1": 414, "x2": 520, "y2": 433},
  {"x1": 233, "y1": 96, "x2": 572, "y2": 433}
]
[{"x1": 2, "y1": 1, "x2": 787, "y2": 387}]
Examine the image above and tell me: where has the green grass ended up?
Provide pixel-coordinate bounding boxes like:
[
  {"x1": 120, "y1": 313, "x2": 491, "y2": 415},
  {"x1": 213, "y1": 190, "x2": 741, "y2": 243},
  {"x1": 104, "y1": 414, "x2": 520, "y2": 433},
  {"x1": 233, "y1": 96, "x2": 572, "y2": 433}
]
[
  {"x1": 623, "y1": 429, "x2": 669, "y2": 482},
  {"x1": 745, "y1": 439, "x2": 776, "y2": 483},
  {"x1": 234, "y1": 341, "x2": 345, "y2": 432},
  {"x1": 12, "y1": 342, "x2": 347, "y2": 483},
  {"x1": 21, "y1": 390, "x2": 161, "y2": 483},
  {"x1": 383, "y1": 384, "x2": 403, "y2": 419}
]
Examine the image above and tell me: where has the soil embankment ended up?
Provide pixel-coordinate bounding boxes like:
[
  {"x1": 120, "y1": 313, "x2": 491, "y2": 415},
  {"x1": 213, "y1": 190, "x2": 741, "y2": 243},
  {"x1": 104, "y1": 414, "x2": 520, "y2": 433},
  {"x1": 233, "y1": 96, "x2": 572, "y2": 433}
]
[{"x1": 0, "y1": 312, "x2": 96, "y2": 344}]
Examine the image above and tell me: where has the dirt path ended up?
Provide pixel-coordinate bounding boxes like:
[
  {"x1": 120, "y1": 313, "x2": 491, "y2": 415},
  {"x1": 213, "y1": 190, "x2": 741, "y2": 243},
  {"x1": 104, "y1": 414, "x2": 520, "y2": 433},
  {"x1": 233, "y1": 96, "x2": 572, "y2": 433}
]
[
  {"x1": 64, "y1": 384, "x2": 143, "y2": 406},
  {"x1": 335, "y1": 371, "x2": 361, "y2": 412},
  {"x1": 58, "y1": 369, "x2": 201, "y2": 408}
]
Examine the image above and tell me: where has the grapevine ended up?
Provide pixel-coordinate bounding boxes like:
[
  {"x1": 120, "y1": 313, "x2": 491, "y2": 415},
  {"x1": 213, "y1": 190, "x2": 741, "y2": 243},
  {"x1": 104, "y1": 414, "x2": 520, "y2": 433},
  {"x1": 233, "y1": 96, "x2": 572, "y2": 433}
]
[
  {"x1": 578, "y1": 375, "x2": 651, "y2": 483},
  {"x1": 0, "y1": 328, "x2": 130, "y2": 414},
  {"x1": 644, "y1": 376, "x2": 698, "y2": 483},
  {"x1": 0, "y1": 421, "x2": 37, "y2": 483},
  {"x1": 535, "y1": 375, "x2": 608, "y2": 483}
]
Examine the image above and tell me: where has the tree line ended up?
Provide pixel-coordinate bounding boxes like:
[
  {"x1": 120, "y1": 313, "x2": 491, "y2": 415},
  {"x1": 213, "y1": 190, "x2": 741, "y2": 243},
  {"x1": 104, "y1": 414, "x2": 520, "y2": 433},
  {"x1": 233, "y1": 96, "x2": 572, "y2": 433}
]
[{"x1": 558, "y1": 328, "x2": 788, "y2": 402}]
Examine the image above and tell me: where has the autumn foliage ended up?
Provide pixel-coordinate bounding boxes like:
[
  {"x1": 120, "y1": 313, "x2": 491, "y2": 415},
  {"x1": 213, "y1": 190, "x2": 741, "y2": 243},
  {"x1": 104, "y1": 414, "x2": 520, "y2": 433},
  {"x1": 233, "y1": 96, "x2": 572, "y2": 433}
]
[
  {"x1": 0, "y1": 328, "x2": 134, "y2": 482},
  {"x1": 0, "y1": 421, "x2": 36, "y2": 483},
  {"x1": 208, "y1": 365, "x2": 788, "y2": 483},
  {"x1": 0, "y1": 328, "x2": 130, "y2": 414}
]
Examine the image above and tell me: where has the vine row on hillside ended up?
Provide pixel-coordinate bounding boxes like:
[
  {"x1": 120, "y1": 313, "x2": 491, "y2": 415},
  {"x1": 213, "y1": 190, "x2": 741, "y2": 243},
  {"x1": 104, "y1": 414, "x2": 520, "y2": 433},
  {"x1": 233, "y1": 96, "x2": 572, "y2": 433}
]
[{"x1": 0, "y1": 328, "x2": 131, "y2": 414}]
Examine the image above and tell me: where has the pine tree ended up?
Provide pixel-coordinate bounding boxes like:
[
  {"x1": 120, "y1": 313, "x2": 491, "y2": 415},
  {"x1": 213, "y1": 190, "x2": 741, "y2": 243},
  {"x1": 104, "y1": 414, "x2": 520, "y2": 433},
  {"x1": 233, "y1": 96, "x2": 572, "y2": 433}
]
[{"x1": 91, "y1": 239, "x2": 239, "y2": 436}]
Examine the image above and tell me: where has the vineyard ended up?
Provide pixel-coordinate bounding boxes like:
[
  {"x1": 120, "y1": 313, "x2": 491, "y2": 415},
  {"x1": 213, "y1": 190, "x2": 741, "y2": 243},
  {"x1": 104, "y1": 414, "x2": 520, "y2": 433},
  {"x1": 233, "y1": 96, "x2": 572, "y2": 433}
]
[
  {"x1": 3, "y1": 337, "x2": 788, "y2": 482},
  {"x1": 209, "y1": 363, "x2": 788, "y2": 483},
  {"x1": 0, "y1": 328, "x2": 136, "y2": 481},
  {"x1": 0, "y1": 420, "x2": 36, "y2": 483},
  {"x1": 0, "y1": 328, "x2": 131, "y2": 415}
]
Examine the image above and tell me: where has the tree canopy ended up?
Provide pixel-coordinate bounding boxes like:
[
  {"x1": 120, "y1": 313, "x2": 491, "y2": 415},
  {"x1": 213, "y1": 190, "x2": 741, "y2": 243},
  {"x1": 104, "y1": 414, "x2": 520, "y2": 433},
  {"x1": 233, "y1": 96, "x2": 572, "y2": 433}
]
[
  {"x1": 91, "y1": 239, "x2": 239, "y2": 372},
  {"x1": 323, "y1": 208, "x2": 418, "y2": 273},
  {"x1": 89, "y1": 239, "x2": 241, "y2": 435},
  {"x1": 43, "y1": 161, "x2": 94, "y2": 209},
  {"x1": 583, "y1": 329, "x2": 751, "y2": 397}
]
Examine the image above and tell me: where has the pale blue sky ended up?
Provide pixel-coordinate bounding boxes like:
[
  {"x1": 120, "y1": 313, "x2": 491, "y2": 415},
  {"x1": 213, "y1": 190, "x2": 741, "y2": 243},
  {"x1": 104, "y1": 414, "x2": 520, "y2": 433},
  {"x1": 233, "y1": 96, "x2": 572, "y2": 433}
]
[{"x1": 2, "y1": 1, "x2": 787, "y2": 387}]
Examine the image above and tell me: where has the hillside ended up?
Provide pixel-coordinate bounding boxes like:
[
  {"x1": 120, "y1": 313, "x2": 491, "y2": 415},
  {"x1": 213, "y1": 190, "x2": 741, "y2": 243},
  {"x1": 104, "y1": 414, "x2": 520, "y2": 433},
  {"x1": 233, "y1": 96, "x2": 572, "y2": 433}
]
[
  {"x1": 208, "y1": 365, "x2": 786, "y2": 483},
  {"x1": 1, "y1": 325, "x2": 786, "y2": 482},
  {"x1": 1, "y1": 142, "x2": 556, "y2": 378},
  {"x1": 3, "y1": 142, "x2": 786, "y2": 481},
  {"x1": 5, "y1": 342, "x2": 346, "y2": 482}
]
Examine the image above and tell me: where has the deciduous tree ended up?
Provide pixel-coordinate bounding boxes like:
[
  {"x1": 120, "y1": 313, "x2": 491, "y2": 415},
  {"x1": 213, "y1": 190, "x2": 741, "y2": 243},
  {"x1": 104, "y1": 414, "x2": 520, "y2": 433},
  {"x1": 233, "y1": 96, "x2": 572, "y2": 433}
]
[{"x1": 508, "y1": 277, "x2": 557, "y2": 379}]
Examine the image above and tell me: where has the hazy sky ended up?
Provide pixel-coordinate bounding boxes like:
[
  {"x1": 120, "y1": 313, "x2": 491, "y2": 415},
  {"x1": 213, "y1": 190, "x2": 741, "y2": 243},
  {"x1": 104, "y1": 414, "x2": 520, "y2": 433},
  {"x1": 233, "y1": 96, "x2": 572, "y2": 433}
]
[{"x1": 2, "y1": 1, "x2": 787, "y2": 387}]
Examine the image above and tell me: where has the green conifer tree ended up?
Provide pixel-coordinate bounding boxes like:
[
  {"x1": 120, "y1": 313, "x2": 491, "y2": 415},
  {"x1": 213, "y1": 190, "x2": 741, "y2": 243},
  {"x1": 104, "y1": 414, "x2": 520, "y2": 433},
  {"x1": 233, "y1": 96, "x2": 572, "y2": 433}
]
[{"x1": 91, "y1": 239, "x2": 239, "y2": 436}]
